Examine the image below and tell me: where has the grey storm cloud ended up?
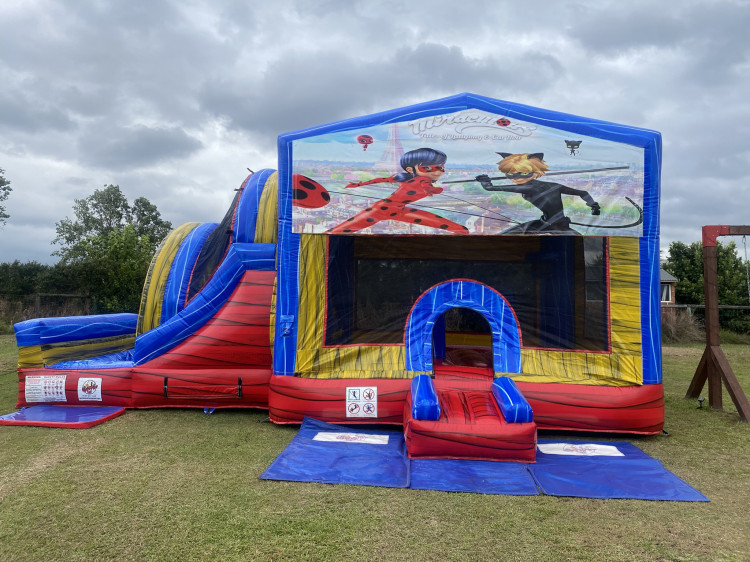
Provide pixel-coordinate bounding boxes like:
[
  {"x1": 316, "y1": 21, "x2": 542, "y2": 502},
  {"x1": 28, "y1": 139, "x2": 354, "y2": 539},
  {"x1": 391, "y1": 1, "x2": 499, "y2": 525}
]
[
  {"x1": 0, "y1": 91, "x2": 76, "y2": 134},
  {"x1": 1, "y1": 0, "x2": 750, "y2": 264},
  {"x1": 198, "y1": 43, "x2": 564, "y2": 142},
  {"x1": 77, "y1": 125, "x2": 204, "y2": 169}
]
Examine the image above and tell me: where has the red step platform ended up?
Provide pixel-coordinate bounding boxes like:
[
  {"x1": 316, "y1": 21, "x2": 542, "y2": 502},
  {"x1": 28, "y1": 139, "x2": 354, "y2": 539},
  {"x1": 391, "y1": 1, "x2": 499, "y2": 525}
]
[{"x1": 404, "y1": 375, "x2": 537, "y2": 463}]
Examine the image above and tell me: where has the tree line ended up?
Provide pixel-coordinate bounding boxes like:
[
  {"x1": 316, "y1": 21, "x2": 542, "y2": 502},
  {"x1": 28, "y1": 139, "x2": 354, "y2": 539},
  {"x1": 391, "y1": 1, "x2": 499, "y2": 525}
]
[
  {"x1": 662, "y1": 240, "x2": 750, "y2": 308},
  {"x1": 1, "y1": 180, "x2": 171, "y2": 314},
  {"x1": 662, "y1": 239, "x2": 750, "y2": 334}
]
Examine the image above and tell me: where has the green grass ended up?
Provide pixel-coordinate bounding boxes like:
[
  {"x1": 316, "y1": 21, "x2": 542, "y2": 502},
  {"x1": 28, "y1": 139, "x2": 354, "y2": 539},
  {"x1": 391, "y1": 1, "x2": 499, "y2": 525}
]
[{"x1": 1, "y1": 334, "x2": 750, "y2": 561}]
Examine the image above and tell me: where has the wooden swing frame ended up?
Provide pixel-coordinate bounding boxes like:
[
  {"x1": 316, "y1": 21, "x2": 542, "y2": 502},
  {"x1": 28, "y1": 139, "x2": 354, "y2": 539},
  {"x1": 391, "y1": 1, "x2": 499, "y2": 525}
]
[{"x1": 685, "y1": 225, "x2": 750, "y2": 422}]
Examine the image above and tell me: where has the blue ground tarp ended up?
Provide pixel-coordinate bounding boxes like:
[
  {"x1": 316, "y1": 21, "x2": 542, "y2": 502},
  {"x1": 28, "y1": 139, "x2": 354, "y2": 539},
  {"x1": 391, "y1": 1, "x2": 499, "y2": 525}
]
[
  {"x1": 0, "y1": 405, "x2": 125, "y2": 428},
  {"x1": 261, "y1": 418, "x2": 409, "y2": 488},
  {"x1": 260, "y1": 418, "x2": 709, "y2": 501}
]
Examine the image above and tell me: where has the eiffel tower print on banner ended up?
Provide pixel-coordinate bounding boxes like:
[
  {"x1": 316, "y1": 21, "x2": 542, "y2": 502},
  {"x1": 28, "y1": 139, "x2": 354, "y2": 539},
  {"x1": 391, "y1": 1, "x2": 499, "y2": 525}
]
[{"x1": 372, "y1": 124, "x2": 405, "y2": 173}]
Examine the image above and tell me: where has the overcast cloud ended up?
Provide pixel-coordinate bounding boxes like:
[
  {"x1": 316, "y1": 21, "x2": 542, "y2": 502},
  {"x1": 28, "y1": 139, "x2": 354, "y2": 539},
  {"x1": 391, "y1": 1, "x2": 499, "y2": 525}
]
[{"x1": 1, "y1": 0, "x2": 749, "y2": 263}]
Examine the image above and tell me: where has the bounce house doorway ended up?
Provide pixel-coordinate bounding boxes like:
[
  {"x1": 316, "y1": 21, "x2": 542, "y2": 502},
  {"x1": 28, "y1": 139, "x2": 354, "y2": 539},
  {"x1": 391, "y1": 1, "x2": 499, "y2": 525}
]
[
  {"x1": 404, "y1": 279, "x2": 522, "y2": 376},
  {"x1": 435, "y1": 307, "x2": 493, "y2": 370}
]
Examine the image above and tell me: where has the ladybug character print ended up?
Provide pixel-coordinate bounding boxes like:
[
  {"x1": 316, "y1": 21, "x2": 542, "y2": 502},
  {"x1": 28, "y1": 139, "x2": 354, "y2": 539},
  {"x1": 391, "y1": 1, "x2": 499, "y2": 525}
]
[
  {"x1": 327, "y1": 148, "x2": 469, "y2": 235},
  {"x1": 292, "y1": 174, "x2": 331, "y2": 209},
  {"x1": 357, "y1": 134, "x2": 374, "y2": 151}
]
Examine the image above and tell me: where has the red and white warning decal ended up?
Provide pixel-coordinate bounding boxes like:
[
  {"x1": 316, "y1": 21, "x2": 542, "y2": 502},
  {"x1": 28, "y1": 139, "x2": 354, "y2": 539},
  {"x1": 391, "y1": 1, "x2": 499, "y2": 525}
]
[
  {"x1": 537, "y1": 443, "x2": 624, "y2": 456},
  {"x1": 313, "y1": 432, "x2": 389, "y2": 445}
]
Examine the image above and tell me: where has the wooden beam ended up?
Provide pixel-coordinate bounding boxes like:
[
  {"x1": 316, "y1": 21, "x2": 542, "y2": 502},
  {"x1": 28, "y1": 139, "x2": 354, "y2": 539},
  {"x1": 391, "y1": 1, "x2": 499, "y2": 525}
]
[
  {"x1": 712, "y1": 346, "x2": 750, "y2": 422},
  {"x1": 686, "y1": 347, "x2": 709, "y2": 398},
  {"x1": 685, "y1": 225, "x2": 750, "y2": 422}
]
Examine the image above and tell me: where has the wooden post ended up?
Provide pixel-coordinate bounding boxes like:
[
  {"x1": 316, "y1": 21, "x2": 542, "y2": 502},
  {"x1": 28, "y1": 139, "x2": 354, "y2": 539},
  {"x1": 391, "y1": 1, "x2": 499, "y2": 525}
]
[{"x1": 686, "y1": 225, "x2": 750, "y2": 422}]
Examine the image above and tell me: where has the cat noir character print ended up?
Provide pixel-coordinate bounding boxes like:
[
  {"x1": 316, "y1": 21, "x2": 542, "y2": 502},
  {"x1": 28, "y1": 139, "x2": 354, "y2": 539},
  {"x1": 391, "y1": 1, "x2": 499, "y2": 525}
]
[
  {"x1": 565, "y1": 140, "x2": 582, "y2": 155},
  {"x1": 476, "y1": 152, "x2": 600, "y2": 234},
  {"x1": 327, "y1": 148, "x2": 469, "y2": 234}
]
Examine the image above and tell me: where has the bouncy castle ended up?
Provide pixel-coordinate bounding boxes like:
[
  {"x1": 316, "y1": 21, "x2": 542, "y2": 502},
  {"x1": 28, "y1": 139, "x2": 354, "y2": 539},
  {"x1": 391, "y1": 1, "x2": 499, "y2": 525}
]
[{"x1": 12, "y1": 93, "x2": 663, "y2": 462}]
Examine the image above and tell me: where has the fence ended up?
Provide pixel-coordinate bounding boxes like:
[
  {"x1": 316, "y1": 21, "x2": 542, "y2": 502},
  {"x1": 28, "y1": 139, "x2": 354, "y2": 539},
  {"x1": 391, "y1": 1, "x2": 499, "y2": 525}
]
[
  {"x1": 662, "y1": 304, "x2": 750, "y2": 336},
  {"x1": 0, "y1": 293, "x2": 92, "y2": 331}
]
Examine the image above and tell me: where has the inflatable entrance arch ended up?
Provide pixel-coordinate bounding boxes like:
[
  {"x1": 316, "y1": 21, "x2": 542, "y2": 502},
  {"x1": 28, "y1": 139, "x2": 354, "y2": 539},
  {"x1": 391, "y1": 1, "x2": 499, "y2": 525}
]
[{"x1": 404, "y1": 279, "x2": 522, "y2": 374}]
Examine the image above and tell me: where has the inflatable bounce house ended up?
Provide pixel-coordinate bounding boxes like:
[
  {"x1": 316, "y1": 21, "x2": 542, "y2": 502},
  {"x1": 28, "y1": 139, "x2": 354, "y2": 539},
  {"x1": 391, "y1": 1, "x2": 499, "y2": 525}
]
[{"x1": 11, "y1": 93, "x2": 663, "y2": 462}]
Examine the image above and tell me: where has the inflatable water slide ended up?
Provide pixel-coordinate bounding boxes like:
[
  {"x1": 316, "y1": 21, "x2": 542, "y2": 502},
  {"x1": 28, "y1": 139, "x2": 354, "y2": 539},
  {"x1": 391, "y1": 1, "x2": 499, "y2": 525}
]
[{"x1": 14, "y1": 169, "x2": 279, "y2": 411}]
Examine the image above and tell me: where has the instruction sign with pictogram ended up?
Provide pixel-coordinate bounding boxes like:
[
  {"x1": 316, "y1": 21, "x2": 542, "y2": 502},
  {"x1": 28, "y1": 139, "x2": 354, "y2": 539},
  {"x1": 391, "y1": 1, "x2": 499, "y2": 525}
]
[
  {"x1": 345, "y1": 386, "x2": 378, "y2": 418},
  {"x1": 25, "y1": 375, "x2": 67, "y2": 403}
]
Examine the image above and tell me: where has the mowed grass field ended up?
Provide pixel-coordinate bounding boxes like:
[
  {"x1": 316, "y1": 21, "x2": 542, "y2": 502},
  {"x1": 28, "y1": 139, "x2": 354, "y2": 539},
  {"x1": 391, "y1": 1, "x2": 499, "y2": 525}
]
[{"x1": 1, "y1": 334, "x2": 749, "y2": 561}]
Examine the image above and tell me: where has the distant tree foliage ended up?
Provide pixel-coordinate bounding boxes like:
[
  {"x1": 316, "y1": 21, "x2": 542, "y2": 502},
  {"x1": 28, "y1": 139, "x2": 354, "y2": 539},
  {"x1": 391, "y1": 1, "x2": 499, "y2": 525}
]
[
  {"x1": 52, "y1": 184, "x2": 172, "y2": 313},
  {"x1": 54, "y1": 184, "x2": 171, "y2": 260},
  {"x1": 0, "y1": 261, "x2": 48, "y2": 294},
  {"x1": 0, "y1": 168, "x2": 12, "y2": 225},
  {"x1": 663, "y1": 240, "x2": 750, "y2": 307},
  {"x1": 0, "y1": 261, "x2": 82, "y2": 301},
  {"x1": 63, "y1": 225, "x2": 157, "y2": 313}
]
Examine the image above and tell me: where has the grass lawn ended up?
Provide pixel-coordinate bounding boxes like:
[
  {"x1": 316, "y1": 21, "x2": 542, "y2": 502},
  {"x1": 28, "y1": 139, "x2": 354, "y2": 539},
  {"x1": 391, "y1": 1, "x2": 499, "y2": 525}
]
[{"x1": 1, "y1": 334, "x2": 749, "y2": 561}]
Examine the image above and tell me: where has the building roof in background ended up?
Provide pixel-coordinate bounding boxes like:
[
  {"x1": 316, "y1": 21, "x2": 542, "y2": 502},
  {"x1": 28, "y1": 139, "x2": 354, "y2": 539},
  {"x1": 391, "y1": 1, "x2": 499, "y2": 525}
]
[{"x1": 660, "y1": 268, "x2": 678, "y2": 283}]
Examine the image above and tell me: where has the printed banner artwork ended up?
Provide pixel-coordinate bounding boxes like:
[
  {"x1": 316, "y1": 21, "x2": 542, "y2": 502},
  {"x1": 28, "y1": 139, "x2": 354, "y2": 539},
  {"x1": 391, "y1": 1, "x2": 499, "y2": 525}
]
[
  {"x1": 292, "y1": 109, "x2": 645, "y2": 237},
  {"x1": 24, "y1": 375, "x2": 67, "y2": 403}
]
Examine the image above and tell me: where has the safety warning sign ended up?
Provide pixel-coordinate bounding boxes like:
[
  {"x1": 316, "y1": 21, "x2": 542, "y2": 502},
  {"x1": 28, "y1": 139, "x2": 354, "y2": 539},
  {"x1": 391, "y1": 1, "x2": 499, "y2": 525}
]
[
  {"x1": 345, "y1": 386, "x2": 377, "y2": 418},
  {"x1": 25, "y1": 375, "x2": 67, "y2": 403}
]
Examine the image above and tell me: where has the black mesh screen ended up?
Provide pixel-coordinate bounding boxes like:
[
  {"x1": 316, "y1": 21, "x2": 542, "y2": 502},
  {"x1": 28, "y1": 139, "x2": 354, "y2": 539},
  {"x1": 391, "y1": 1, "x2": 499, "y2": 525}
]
[
  {"x1": 185, "y1": 190, "x2": 241, "y2": 303},
  {"x1": 325, "y1": 235, "x2": 608, "y2": 351}
]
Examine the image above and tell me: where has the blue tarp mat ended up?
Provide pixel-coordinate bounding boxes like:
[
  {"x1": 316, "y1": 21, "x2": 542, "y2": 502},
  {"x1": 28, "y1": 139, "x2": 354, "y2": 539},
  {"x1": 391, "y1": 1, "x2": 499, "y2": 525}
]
[
  {"x1": 410, "y1": 458, "x2": 539, "y2": 495},
  {"x1": 0, "y1": 405, "x2": 125, "y2": 428},
  {"x1": 261, "y1": 418, "x2": 409, "y2": 488},
  {"x1": 530, "y1": 439, "x2": 709, "y2": 501},
  {"x1": 261, "y1": 419, "x2": 708, "y2": 501}
]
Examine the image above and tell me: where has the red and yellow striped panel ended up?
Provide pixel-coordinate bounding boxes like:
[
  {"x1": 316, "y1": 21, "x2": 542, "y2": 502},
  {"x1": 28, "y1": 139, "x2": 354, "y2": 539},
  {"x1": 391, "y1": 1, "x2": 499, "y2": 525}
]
[
  {"x1": 143, "y1": 270, "x2": 275, "y2": 370},
  {"x1": 137, "y1": 222, "x2": 201, "y2": 336},
  {"x1": 255, "y1": 172, "x2": 278, "y2": 244},
  {"x1": 17, "y1": 345, "x2": 43, "y2": 369}
]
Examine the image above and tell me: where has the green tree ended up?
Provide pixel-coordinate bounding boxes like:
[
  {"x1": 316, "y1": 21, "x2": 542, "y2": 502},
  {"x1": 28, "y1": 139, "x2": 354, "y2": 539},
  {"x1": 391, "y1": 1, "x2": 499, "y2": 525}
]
[
  {"x1": 664, "y1": 240, "x2": 750, "y2": 334},
  {"x1": 66, "y1": 226, "x2": 156, "y2": 313},
  {"x1": 663, "y1": 240, "x2": 749, "y2": 306},
  {"x1": 0, "y1": 261, "x2": 51, "y2": 294},
  {"x1": 0, "y1": 168, "x2": 12, "y2": 225},
  {"x1": 54, "y1": 184, "x2": 171, "y2": 259},
  {"x1": 0, "y1": 261, "x2": 84, "y2": 296},
  {"x1": 53, "y1": 185, "x2": 172, "y2": 313}
]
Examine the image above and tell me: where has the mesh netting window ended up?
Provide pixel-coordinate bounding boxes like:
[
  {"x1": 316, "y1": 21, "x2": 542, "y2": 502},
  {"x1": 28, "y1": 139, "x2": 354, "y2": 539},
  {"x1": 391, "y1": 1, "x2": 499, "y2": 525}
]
[{"x1": 325, "y1": 235, "x2": 608, "y2": 351}]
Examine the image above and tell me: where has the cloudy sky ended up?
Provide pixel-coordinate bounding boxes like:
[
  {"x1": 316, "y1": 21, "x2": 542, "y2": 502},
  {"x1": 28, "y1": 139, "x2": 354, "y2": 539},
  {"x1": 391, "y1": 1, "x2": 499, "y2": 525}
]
[{"x1": 1, "y1": 0, "x2": 748, "y2": 264}]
